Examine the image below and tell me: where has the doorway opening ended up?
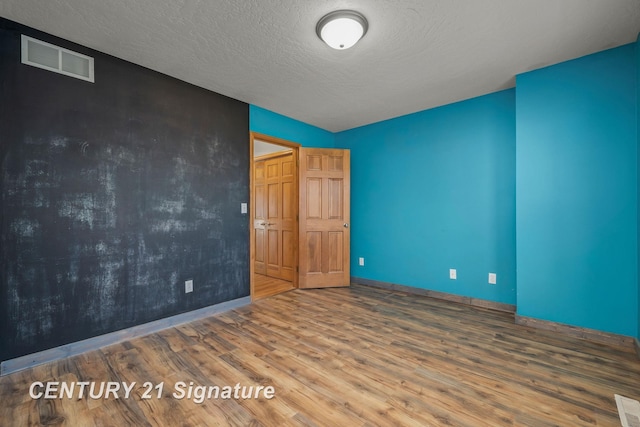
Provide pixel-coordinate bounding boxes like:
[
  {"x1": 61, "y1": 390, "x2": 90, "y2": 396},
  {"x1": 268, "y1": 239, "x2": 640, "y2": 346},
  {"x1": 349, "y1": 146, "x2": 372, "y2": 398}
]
[{"x1": 250, "y1": 132, "x2": 300, "y2": 300}]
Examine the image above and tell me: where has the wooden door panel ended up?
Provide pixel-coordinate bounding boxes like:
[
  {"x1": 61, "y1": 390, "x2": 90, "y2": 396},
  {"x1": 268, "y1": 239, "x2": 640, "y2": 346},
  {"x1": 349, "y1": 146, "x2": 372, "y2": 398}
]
[
  {"x1": 267, "y1": 182, "x2": 279, "y2": 219},
  {"x1": 307, "y1": 154, "x2": 322, "y2": 170},
  {"x1": 328, "y1": 178, "x2": 343, "y2": 219},
  {"x1": 255, "y1": 162, "x2": 265, "y2": 180},
  {"x1": 306, "y1": 178, "x2": 322, "y2": 219},
  {"x1": 280, "y1": 229, "x2": 294, "y2": 281},
  {"x1": 266, "y1": 161, "x2": 279, "y2": 179},
  {"x1": 266, "y1": 228, "x2": 280, "y2": 274},
  {"x1": 255, "y1": 184, "x2": 265, "y2": 219},
  {"x1": 305, "y1": 231, "x2": 322, "y2": 273},
  {"x1": 282, "y1": 182, "x2": 294, "y2": 220},
  {"x1": 255, "y1": 228, "x2": 266, "y2": 275},
  {"x1": 328, "y1": 155, "x2": 343, "y2": 171},
  {"x1": 282, "y1": 231, "x2": 294, "y2": 267},
  {"x1": 328, "y1": 231, "x2": 343, "y2": 272},
  {"x1": 282, "y1": 158, "x2": 294, "y2": 177},
  {"x1": 299, "y1": 148, "x2": 350, "y2": 289}
]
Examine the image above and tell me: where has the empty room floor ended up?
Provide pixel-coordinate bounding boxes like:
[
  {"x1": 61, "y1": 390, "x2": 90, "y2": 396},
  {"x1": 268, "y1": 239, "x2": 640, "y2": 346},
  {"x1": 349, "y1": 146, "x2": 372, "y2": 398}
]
[{"x1": 1, "y1": 284, "x2": 638, "y2": 426}]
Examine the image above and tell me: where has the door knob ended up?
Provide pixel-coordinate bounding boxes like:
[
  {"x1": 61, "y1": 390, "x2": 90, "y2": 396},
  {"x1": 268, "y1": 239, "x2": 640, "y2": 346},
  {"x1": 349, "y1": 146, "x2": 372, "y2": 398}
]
[{"x1": 343, "y1": 223, "x2": 349, "y2": 228}]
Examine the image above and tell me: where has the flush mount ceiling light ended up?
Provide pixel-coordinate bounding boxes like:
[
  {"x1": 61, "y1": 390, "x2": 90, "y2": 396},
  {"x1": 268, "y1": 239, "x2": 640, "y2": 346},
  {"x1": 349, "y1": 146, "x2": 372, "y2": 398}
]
[{"x1": 316, "y1": 10, "x2": 368, "y2": 50}]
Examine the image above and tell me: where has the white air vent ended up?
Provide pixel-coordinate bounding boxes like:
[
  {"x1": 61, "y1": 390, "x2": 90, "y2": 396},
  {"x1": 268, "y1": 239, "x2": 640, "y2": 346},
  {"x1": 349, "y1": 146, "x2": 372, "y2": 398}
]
[
  {"x1": 21, "y1": 35, "x2": 94, "y2": 83},
  {"x1": 616, "y1": 394, "x2": 640, "y2": 427}
]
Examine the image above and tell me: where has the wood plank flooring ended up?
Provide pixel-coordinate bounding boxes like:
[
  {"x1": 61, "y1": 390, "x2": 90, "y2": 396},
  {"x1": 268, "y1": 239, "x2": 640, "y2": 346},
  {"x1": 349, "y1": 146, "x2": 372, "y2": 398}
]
[
  {"x1": 253, "y1": 273, "x2": 294, "y2": 300},
  {"x1": 1, "y1": 284, "x2": 639, "y2": 426}
]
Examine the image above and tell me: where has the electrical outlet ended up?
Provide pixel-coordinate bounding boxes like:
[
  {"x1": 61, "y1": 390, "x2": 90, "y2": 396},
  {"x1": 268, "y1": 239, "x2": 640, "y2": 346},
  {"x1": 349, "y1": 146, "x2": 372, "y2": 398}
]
[
  {"x1": 241, "y1": 203, "x2": 247, "y2": 214},
  {"x1": 488, "y1": 273, "x2": 496, "y2": 285},
  {"x1": 359, "y1": 257, "x2": 365, "y2": 266},
  {"x1": 185, "y1": 279, "x2": 193, "y2": 293},
  {"x1": 449, "y1": 269, "x2": 457, "y2": 280}
]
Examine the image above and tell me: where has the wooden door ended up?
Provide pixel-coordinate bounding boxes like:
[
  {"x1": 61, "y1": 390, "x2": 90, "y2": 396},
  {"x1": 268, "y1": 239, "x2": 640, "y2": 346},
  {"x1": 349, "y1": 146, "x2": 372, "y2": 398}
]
[
  {"x1": 254, "y1": 152, "x2": 295, "y2": 281},
  {"x1": 299, "y1": 148, "x2": 350, "y2": 288}
]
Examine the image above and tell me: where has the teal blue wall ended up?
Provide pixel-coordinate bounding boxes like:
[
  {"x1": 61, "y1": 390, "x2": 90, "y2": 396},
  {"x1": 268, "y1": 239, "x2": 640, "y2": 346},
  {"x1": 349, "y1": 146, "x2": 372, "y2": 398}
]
[
  {"x1": 637, "y1": 35, "x2": 640, "y2": 342},
  {"x1": 335, "y1": 90, "x2": 517, "y2": 305},
  {"x1": 249, "y1": 104, "x2": 335, "y2": 147},
  {"x1": 516, "y1": 44, "x2": 638, "y2": 337}
]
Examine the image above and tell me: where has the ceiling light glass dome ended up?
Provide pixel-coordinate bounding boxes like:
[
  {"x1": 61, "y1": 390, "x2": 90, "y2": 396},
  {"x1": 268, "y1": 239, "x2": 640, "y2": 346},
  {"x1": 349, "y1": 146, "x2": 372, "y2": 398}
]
[{"x1": 316, "y1": 10, "x2": 368, "y2": 50}]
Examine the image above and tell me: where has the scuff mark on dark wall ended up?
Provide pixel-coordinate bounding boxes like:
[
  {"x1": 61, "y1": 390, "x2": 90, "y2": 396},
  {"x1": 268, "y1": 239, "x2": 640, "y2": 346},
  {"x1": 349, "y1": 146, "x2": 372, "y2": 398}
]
[{"x1": 0, "y1": 18, "x2": 249, "y2": 361}]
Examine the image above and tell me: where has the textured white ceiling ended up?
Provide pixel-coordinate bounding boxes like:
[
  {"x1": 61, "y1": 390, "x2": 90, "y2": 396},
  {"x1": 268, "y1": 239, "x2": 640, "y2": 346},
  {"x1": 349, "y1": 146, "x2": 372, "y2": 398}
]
[
  {"x1": 254, "y1": 140, "x2": 292, "y2": 158},
  {"x1": 1, "y1": 1, "x2": 639, "y2": 132}
]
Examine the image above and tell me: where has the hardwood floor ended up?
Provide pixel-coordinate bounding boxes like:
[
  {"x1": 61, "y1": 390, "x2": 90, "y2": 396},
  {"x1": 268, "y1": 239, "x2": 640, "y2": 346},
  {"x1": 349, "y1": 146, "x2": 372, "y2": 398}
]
[
  {"x1": 1, "y1": 284, "x2": 639, "y2": 426},
  {"x1": 253, "y1": 273, "x2": 294, "y2": 300}
]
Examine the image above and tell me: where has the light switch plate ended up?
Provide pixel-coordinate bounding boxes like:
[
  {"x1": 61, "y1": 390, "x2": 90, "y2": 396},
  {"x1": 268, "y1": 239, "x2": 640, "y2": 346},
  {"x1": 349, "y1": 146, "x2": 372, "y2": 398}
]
[
  {"x1": 449, "y1": 269, "x2": 457, "y2": 280},
  {"x1": 185, "y1": 279, "x2": 193, "y2": 293},
  {"x1": 488, "y1": 273, "x2": 497, "y2": 285},
  {"x1": 241, "y1": 203, "x2": 247, "y2": 214}
]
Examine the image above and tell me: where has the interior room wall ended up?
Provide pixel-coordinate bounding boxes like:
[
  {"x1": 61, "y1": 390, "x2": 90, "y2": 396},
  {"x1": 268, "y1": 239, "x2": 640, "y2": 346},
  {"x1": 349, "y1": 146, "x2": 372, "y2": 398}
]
[
  {"x1": 0, "y1": 18, "x2": 250, "y2": 362},
  {"x1": 636, "y1": 34, "x2": 640, "y2": 342},
  {"x1": 516, "y1": 44, "x2": 638, "y2": 337},
  {"x1": 335, "y1": 90, "x2": 517, "y2": 305}
]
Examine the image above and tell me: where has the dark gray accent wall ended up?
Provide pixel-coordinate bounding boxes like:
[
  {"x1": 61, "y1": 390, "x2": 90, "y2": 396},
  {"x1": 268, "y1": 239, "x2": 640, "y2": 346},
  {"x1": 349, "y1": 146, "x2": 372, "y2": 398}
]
[{"x1": 0, "y1": 18, "x2": 249, "y2": 361}]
